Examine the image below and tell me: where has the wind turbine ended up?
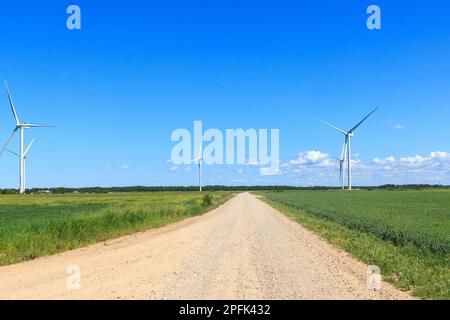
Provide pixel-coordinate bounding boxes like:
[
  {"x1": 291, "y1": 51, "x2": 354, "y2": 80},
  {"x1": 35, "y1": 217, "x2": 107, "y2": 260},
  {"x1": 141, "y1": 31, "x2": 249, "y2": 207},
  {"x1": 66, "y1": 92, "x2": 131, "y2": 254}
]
[
  {"x1": 7, "y1": 139, "x2": 35, "y2": 192},
  {"x1": 321, "y1": 107, "x2": 378, "y2": 190},
  {"x1": 192, "y1": 143, "x2": 203, "y2": 192},
  {"x1": 333, "y1": 154, "x2": 345, "y2": 190},
  {"x1": 1, "y1": 81, "x2": 54, "y2": 194}
]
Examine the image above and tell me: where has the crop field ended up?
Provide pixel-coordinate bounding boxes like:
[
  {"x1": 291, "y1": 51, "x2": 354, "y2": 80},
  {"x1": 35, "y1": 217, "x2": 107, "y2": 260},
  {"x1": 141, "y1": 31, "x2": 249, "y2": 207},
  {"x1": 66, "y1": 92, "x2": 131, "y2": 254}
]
[
  {"x1": 260, "y1": 190, "x2": 450, "y2": 299},
  {"x1": 0, "y1": 191, "x2": 232, "y2": 266}
]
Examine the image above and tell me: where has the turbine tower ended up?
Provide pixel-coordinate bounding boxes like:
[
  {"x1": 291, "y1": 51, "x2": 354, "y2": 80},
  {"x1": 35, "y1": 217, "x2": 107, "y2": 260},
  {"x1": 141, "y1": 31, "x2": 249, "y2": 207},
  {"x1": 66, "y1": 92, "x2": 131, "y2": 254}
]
[
  {"x1": 321, "y1": 107, "x2": 378, "y2": 190},
  {"x1": 333, "y1": 154, "x2": 345, "y2": 190},
  {"x1": 192, "y1": 142, "x2": 203, "y2": 192},
  {"x1": 7, "y1": 139, "x2": 35, "y2": 192},
  {"x1": 1, "y1": 81, "x2": 54, "y2": 194}
]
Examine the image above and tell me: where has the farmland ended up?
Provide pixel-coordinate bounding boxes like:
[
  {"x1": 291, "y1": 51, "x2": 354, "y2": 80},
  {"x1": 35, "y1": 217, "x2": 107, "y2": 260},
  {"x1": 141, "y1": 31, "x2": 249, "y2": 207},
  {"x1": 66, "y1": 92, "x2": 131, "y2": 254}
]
[
  {"x1": 0, "y1": 191, "x2": 232, "y2": 266},
  {"x1": 259, "y1": 190, "x2": 450, "y2": 299}
]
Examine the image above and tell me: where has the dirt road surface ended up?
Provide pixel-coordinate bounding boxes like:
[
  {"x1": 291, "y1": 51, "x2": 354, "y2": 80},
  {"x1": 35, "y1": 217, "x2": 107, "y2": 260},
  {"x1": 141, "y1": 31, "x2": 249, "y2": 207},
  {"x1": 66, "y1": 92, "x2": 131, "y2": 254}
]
[{"x1": 0, "y1": 192, "x2": 412, "y2": 300}]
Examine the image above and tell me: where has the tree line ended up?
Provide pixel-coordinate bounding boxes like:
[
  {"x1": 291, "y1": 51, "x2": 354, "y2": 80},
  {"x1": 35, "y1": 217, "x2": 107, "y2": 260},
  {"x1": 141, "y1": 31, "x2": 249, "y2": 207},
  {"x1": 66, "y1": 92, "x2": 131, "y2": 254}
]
[{"x1": 0, "y1": 184, "x2": 449, "y2": 194}]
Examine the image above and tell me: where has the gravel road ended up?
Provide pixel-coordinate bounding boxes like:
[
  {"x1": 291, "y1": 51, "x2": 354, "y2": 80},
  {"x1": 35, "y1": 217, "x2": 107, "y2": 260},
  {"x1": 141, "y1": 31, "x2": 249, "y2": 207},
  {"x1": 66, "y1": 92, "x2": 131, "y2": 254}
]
[{"x1": 0, "y1": 192, "x2": 412, "y2": 299}]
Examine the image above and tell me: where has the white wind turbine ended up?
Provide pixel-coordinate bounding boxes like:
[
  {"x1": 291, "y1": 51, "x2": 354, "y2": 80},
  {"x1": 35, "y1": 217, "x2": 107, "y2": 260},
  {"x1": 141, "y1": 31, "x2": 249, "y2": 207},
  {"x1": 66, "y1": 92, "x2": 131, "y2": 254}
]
[
  {"x1": 333, "y1": 153, "x2": 345, "y2": 190},
  {"x1": 1, "y1": 81, "x2": 54, "y2": 194},
  {"x1": 192, "y1": 143, "x2": 203, "y2": 192},
  {"x1": 321, "y1": 107, "x2": 378, "y2": 190},
  {"x1": 7, "y1": 139, "x2": 35, "y2": 192}
]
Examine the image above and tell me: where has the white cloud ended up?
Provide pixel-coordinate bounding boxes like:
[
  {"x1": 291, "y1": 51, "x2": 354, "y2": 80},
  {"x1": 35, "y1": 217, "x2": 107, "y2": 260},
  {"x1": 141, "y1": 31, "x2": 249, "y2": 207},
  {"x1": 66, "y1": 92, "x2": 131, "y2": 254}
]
[
  {"x1": 395, "y1": 151, "x2": 450, "y2": 169},
  {"x1": 260, "y1": 167, "x2": 281, "y2": 175},
  {"x1": 386, "y1": 156, "x2": 396, "y2": 162},
  {"x1": 284, "y1": 150, "x2": 450, "y2": 186},
  {"x1": 246, "y1": 160, "x2": 261, "y2": 166},
  {"x1": 373, "y1": 156, "x2": 396, "y2": 164},
  {"x1": 400, "y1": 155, "x2": 429, "y2": 166},
  {"x1": 318, "y1": 159, "x2": 334, "y2": 168},
  {"x1": 184, "y1": 166, "x2": 192, "y2": 172},
  {"x1": 169, "y1": 166, "x2": 178, "y2": 172},
  {"x1": 431, "y1": 151, "x2": 449, "y2": 160},
  {"x1": 389, "y1": 119, "x2": 406, "y2": 129},
  {"x1": 120, "y1": 164, "x2": 130, "y2": 170},
  {"x1": 290, "y1": 151, "x2": 330, "y2": 166}
]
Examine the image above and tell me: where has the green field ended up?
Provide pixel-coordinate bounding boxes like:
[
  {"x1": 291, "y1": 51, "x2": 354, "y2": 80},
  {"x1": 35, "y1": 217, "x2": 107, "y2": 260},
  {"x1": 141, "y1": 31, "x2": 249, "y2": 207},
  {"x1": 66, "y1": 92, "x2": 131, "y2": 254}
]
[
  {"x1": 0, "y1": 192, "x2": 232, "y2": 266},
  {"x1": 259, "y1": 190, "x2": 450, "y2": 299}
]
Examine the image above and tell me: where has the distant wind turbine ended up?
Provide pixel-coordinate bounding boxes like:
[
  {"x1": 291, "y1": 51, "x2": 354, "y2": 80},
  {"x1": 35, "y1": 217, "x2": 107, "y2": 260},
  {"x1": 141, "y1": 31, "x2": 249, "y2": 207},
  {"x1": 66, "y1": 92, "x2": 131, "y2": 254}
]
[
  {"x1": 192, "y1": 143, "x2": 203, "y2": 192},
  {"x1": 333, "y1": 155, "x2": 345, "y2": 190},
  {"x1": 1, "y1": 81, "x2": 54, "y2": 194},
  {"x1": 321, "y1": 107, "x2": 378, "y2": 190},
  {"x1": 7, "y1": 139, "x2": 35, "y2": 192}
]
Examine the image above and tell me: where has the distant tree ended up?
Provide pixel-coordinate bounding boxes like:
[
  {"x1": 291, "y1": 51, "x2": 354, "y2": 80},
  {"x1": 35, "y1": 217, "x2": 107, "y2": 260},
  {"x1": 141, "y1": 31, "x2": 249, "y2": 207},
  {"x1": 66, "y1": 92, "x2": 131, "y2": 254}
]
[
  {"x1": 21, "y1": 184, "x2": 450, "y2": 195},
  {"x1": 53, "y1": 187, "x2": 67, "y2": 194},
  {"x1": 1, "y1": 189, "x2": 17, "y2": 195}
]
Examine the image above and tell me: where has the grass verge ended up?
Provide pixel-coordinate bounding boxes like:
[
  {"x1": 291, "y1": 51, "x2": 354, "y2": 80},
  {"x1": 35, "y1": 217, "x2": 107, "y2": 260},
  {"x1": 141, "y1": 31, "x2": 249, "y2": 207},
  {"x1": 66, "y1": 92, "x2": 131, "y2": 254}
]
[
  {"x1": 258, "y1": 193, "x2": 449, "y2": 300},
  {"x1": 0, "y1": 191, "x2": 234, "y2": 266}
]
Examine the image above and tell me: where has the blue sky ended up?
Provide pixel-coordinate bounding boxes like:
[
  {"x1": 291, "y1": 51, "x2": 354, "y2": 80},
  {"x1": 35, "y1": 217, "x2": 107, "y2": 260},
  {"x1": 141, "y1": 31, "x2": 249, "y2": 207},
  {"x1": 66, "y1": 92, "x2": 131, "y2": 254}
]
[{"x1": 0, "y1": 0, "x2": 449, "y2": 187}]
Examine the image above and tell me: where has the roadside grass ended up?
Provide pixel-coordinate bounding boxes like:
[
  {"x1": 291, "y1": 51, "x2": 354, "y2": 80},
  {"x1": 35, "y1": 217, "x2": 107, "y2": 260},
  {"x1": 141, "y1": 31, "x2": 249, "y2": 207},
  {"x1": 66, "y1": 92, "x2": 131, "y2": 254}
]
[
  {"x1": 0, "y1": 192, "x2": 233, "y2": 266},
  {"x1": 258, "y1": 190, "x2": 450, "y2": 300}
]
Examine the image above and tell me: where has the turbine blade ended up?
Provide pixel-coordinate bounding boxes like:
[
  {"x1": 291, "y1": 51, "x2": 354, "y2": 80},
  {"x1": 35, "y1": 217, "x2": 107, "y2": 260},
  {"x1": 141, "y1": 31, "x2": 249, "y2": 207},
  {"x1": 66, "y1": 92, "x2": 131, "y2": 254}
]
[
  {"x1": 25, "y1": 123, "x2": 55, "y2": 128},
  {"x1": 340, "y1": 138, "x2": 347, "y2": 159},
  {"x1": 348, "y1": 107, "x2": 379, "y2": 133},
  {"x1": 0, "y1": 128, "x2": 18, "y2": 156},
  {"x1": 4, "y1": 80, "x2": 20, "y2": 125},
  {"x1": 24, "y1": 138, "x2": 35, "y2": 157},
  {"x1": 6, "y1": 149, "x2": 20, "y2": 158},
  {"x1": 319, "y1": 120, "x2": 347, "y2": 135}
]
